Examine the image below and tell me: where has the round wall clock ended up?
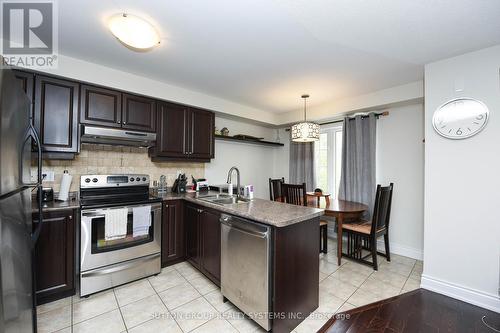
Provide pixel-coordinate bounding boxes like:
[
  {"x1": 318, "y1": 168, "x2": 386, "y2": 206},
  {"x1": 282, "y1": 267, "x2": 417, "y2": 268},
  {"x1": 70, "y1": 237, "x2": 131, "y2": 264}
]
[{"x1": 432, "y1": 98, "x2": 489, "y2": 139}]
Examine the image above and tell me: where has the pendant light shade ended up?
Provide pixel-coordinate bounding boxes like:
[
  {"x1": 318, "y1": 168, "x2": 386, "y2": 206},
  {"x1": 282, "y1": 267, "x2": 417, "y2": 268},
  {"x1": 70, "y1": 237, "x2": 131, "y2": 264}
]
[{"x1": 291, "y1": 94, "x2": 320, "y2": 142}]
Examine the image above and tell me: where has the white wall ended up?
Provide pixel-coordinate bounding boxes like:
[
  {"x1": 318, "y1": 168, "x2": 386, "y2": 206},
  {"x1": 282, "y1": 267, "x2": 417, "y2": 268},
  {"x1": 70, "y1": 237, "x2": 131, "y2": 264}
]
[
  {"x1": 423, "y1": 45, "x2": 500, "y2": 312},
  {"x1": 12, "y1": 51, "x2": 279, "y2": 125},
  {"x1": 204, "y1": 117, "x2": 284, "y2": 199},
  {"x1": 277, "y1": 81, "x2": 424, "y2": 125},
  {"x1": 376, "y1": 104, "x2": 425, "y2": 260}
]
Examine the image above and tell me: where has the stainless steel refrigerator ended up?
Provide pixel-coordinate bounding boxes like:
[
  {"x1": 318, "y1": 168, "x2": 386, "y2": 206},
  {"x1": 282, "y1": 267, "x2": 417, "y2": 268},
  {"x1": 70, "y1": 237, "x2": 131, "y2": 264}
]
[{"x1": 0, "y1": 64, "x2": 43, "y2": 333}]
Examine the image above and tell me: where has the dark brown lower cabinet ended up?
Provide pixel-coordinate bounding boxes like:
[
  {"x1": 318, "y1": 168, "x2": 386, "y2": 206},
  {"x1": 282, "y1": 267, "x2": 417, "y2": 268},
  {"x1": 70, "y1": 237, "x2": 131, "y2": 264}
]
[
  {"x1": 33, "y1": 209, "x2": 76, "y2": 305},
  {"x1": 161, "y1": 200, "x2": 185, "y2": 266},
  {"x1": 185, "y1": 203, "x2": 221, "y2": 285},
  {"x1": 200, "y1": 209, "x2": 221, "y2": 283},
  {"x1": 185, "y1": 204, "x2": 201, "y2": 268}
]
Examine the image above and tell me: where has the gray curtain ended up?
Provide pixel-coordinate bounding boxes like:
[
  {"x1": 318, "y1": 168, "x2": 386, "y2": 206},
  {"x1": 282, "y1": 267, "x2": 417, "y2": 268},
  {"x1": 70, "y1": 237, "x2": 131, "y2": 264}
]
[
  {"x1": 338, "y1": 113, "x2": 377, "y2": 217},
  {"x1": 289, "y1": 141, "x2": 316, "y2": 191}
]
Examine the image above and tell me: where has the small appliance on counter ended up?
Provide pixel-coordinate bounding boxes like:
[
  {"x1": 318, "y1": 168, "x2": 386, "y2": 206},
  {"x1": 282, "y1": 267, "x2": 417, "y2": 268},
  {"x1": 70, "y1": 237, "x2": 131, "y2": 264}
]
[
  {"x1": 210, "y1": 184, "x2": 238, "y2": 195},
  {"x1": 172, "y1": 173, "x2": 187, "y2": 193},
  {"x1": 37, "y1": 187, "x2": 54, "y2": 202},
  {"x1": 192, "y1": 176, "x2": 209, "y2": 192}
]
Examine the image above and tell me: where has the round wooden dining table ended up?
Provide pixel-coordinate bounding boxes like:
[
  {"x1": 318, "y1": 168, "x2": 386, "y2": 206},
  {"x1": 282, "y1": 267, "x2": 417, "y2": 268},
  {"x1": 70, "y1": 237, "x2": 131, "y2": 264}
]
[{"x1": 311, "y1": 198, "x2": 368, "y2": 265}]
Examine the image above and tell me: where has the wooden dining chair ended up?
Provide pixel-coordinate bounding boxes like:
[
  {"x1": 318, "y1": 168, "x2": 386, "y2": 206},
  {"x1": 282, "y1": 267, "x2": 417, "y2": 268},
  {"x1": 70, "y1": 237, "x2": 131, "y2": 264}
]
[
  {"x1": 281, "y1": 183, "x2": 307, "y2": 206},
  {"x1": 307, "y1": 193, "x2": 329, "y2": 254},
  {"x1": 342, "y1": 183, "x2": 394, "y2": 270},
  {"x1": 269, "y1": 177, "x2": 285, "y2": 201},
  {"x1": 284, "y1": 183, "x2": 329, "y2": 254}
]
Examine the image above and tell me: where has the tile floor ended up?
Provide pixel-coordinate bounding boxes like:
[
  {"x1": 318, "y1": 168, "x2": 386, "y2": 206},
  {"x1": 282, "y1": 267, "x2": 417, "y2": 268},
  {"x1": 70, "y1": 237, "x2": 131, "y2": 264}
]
[{"x1": 36, "y1": 239, "x2": 423, "y2": 333}]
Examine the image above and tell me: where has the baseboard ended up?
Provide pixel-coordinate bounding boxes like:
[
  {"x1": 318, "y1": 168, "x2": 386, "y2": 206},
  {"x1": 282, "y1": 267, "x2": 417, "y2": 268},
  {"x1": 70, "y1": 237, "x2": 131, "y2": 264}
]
[
  {"x1": 376, "y1": 239, "x2": 423, "y2": 261},
  {"x1": 327, "y1": 227, "x2": 423, "y2": 261},
  {"x1": 421, "y1": 275, "x2": 500, "y2": 313}
]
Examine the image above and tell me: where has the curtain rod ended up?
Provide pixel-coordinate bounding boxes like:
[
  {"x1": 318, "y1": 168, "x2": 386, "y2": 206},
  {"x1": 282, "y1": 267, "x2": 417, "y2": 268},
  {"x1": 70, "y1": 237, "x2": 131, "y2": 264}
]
[
  {"x1": 284, "y1": 111, "x2": 389, "y2": 131},
  {"x1": 318, "y1": 111, "x2": 389, "y2": 126}
]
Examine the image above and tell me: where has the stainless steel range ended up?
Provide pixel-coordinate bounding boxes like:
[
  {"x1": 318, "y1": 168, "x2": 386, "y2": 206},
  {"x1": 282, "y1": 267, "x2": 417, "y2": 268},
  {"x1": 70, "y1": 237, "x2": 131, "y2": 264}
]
[{"x1": 79, "y1": 174, "x2": 161, "y2": 296}]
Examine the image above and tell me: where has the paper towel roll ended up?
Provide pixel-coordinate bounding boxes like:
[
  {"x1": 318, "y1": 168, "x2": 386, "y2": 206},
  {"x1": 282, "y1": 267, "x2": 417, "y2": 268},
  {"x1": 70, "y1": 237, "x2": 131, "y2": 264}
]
[{"x1": 57, "y1": 170, "x2": 72, "y2": 201}]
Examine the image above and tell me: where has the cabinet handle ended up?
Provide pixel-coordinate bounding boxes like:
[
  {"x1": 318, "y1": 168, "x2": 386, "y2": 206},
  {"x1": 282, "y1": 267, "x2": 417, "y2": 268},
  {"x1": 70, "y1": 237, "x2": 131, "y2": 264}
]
[
  {"x1": 68, "y1": 216, "x2": 73, "y2": 220},
  {"x1": 123, "y1": 122, "x2": 127, "y2": 125},
  {"x1": 117, "y1": 121, "x2": 121, "y2": 124}
]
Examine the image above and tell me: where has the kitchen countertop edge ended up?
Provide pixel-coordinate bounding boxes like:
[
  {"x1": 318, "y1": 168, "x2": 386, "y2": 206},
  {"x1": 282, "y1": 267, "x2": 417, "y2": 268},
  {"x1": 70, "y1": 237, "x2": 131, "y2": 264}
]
[{"x1": 159, "y1": 192, "x2": 325, "y2": 227}]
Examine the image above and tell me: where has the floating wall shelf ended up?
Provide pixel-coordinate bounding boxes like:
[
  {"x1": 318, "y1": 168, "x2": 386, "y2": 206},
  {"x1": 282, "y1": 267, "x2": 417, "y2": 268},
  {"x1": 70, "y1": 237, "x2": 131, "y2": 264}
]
[{"x1": 214, "y1": 134, "x2": 284, "y2": 147}]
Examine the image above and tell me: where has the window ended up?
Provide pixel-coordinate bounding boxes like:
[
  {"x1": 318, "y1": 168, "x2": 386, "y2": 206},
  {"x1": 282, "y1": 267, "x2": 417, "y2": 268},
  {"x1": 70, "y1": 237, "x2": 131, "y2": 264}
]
[{"x1": 314, "y1": 125, "x2": 343, "y2": 197}]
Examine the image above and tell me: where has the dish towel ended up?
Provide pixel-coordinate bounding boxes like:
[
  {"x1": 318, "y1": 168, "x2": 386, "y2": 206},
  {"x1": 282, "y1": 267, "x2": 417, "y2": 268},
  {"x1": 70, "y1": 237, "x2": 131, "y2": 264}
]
[
  {"x1": 133, "y1": 205, "x2": 151, "y2": 237},
  {"x1": 105, "y1": 208, "x2": 128, "y2": 241}
]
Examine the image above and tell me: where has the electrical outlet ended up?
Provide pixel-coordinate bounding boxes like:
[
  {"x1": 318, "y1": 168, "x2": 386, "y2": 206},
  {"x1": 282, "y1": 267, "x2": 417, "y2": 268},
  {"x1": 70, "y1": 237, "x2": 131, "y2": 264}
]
[{"x1": 41, "y1": 170, "x2": 55, "y2": 182}]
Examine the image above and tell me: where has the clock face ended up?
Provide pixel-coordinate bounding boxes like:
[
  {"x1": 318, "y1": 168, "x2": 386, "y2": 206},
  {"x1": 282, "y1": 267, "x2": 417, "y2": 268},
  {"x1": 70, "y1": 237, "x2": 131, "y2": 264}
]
[{"x1": 432, "y1": 98, "x2": 489, "y2": 139}]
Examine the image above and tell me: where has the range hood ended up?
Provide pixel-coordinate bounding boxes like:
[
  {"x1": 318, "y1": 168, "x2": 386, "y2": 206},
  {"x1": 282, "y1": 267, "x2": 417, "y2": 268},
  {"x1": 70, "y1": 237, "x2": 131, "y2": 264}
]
[{"x1": 81, "y1": 125, "x2": 156, "y2": 147}]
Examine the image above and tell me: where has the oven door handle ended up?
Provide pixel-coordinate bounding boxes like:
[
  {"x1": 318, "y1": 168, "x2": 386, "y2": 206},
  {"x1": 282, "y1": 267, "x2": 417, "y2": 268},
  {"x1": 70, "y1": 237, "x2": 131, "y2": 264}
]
[
  {"x1": 81, "y1": 213, "x2": 105, "y2": 218},
  {"x1": 81, "y1": 253, "x2": 160, "y2": 278}
]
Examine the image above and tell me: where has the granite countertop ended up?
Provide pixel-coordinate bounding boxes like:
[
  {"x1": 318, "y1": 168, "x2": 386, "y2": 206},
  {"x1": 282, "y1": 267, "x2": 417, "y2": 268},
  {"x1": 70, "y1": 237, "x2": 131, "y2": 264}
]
[
  {"x1": 32, "y1": 193, "x2": 80, "y2": 213},
  {"x1": 156, "y1": 191, "x2": 324, "y2": 227}
]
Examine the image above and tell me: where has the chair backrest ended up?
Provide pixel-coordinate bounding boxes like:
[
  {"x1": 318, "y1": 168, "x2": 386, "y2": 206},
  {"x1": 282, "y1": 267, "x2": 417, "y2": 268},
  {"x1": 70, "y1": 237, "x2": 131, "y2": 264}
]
[
  {"x1": 269, "y1": 177, "x2": 285, "y2": 201},
  {"x1": 370, "y1": 183, "x2": 394, "y2": 234},
  {"x1": 282, "y1": 183, "x2": 307, "y2": 206}
]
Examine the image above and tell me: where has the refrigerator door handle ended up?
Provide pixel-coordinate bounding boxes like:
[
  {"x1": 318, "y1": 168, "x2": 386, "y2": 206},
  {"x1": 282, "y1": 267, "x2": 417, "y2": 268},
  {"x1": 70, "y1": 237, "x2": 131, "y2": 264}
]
[
  {"x1": 28, "y1": 124, "x2": 44, "y2": 244},
  {"x1": 20, "y1": 125, "x2": 42, "y2": 186}
]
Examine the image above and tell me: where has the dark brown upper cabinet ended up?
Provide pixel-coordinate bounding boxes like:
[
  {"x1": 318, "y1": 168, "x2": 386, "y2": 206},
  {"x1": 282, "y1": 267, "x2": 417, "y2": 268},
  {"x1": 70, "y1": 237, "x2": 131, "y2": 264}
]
[
  {"x1": 190, "y1": 108, "x2": 215, "y2": 159},
  {"x1": 13, "y1": 70, "x2": 34, "y2": 118},
  {"x1": 150, "y1": 103, "x2": 214, "y2": 162},
  {"x1": 80, "y1": 85, "x2": 122, "y2": 128},
  {"x1": 154, "y1": 102, "x2": 188, "y2": 158},
  {"x1": 122, "y1": 93, "x2": 156, "y2": 132},
  {"x1": 34, "y1": 75, "x2": 80, "y2": 156},
  {"x1": 80, "y1": 85, "x2": 156, "y2": 133}
]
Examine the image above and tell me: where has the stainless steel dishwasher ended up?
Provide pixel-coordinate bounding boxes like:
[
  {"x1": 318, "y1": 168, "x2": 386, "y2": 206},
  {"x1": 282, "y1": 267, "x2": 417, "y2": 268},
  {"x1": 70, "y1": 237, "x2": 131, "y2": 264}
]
[{"x1": 220, "y1": 214, "x2": 272, "y2": 331}]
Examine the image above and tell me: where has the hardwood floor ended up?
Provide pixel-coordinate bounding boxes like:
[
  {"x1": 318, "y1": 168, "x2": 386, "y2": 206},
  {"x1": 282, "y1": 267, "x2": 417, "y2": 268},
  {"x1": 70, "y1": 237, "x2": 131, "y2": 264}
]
[{"x1": 318, "y1": 289, "x2": 500, "y2": 333}]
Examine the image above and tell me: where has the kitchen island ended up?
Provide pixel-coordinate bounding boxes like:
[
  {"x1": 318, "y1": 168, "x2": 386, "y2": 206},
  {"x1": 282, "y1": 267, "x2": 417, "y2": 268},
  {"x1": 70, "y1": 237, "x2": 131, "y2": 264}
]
[{"x1": 157, "y1": 191, "x2": 324, "y2": 333}]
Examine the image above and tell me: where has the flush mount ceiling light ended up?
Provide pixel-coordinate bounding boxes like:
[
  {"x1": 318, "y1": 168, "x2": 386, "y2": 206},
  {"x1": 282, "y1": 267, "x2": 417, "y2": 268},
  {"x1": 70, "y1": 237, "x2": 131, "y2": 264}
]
[
  {"x1": 108, "y1": 13, "x2": 160, "y2": 50},
  {"x1": 291, "y1": 94, "x2": 320, "y2": 142}
]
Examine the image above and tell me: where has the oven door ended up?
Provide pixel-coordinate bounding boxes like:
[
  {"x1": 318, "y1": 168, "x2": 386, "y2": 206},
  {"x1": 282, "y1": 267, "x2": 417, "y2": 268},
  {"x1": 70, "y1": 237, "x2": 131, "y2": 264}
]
[{"x1": 80, "y1": 202, "x2": 161, "y2": 272}]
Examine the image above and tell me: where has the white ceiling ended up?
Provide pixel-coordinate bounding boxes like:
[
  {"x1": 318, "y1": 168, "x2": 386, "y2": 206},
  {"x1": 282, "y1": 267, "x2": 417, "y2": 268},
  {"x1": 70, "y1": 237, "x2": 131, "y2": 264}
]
[{"x1": 58, "y1": 0, "x2": 500, "y2": 113}]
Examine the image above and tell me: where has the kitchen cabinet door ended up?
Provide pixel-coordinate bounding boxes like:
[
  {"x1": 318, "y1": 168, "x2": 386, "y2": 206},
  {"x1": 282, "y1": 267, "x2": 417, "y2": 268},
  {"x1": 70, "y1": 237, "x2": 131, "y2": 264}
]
[
  {"x1": 33, "y1": 210, "x2": 75, "y2": 305},
  {"x1": 34, "y1": 75, "x2": 80, "y2": 155},
  {"x1": 153, "y1": 102, "x2": 189, "y2": 158},
  {"x1": 189, "y1": 108, "x2": 215, "y2": 159},
  {"x1": 200, "y1": 209, "x2": 221, "y2": 284},
  {"x1": 122, "y1": 93, "x2": 156, "y2": 132},
  {"x1": 162, "y1": 200, "x2": 185, "y2": 266},
  {"x1": 80, "y1": 84, "x2": 122, "y2": 128},
  {"x1": 13, "y1": 70, "x2": 34, "y2": 118},
  {"x1": 185, "y1": 204, "x2": 201, "y2": 268}
]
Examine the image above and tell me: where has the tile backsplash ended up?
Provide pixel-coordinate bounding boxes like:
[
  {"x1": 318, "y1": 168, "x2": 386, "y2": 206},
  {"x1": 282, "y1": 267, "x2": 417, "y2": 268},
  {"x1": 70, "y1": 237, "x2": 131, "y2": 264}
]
[{"x1": 33, "y1": 144, "x2": 205, "y2": 192}]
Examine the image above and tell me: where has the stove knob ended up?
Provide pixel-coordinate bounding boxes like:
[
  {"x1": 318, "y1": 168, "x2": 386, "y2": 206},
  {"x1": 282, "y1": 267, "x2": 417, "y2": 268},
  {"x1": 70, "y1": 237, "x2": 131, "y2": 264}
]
[
  {"x1": 136, "y1": 177, "x2": 140, "y2": 181},
  {"x1": 130, "y1": 177, "x2": 134, "y2": 182},
  {"x1": 85, "y1": 178, "x2": 91, "y2": 183},
  {"x1": 142, "y1": 177, "x2": 146, "y2": 181},
  {"x1": 92, "y1": 178, "x2": 98, "y2": 183}
]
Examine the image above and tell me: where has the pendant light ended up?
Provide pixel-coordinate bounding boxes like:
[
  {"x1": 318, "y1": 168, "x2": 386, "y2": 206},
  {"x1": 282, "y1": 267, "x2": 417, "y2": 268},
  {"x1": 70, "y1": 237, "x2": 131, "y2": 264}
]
[{"x1": 291, "y1": 94, "x2": 320, "y2": 142}]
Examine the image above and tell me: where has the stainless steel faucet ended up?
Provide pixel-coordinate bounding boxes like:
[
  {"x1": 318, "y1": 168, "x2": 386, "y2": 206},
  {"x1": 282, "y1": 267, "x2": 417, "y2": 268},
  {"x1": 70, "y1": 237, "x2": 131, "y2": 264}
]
[{"x1": 226, "y1": 166, "x2": 241, "y2": 199}]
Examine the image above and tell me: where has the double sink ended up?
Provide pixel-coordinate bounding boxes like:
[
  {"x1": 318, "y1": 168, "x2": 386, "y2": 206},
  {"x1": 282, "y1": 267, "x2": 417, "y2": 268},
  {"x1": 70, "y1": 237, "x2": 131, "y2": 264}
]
[{"x1": 197, "y1": 193, "x2": 251, "y2": 206}]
